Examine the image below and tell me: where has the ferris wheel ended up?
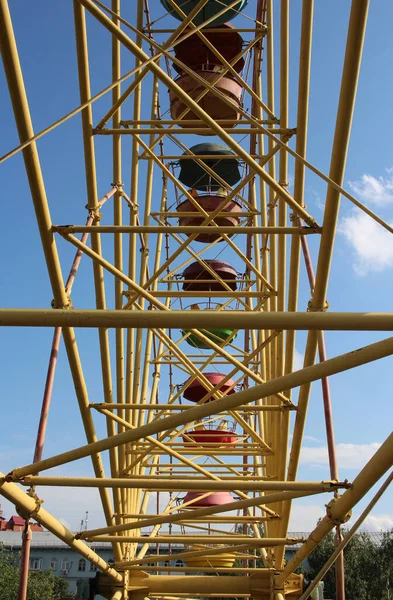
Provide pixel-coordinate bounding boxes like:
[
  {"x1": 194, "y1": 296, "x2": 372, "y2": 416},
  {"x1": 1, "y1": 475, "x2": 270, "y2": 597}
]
[{"x1": 1, "y1": 1, "x2": 392, "y2": 600}]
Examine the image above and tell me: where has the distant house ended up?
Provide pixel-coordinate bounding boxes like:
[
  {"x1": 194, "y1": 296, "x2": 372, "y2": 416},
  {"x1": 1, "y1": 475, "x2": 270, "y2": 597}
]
[
  {"x1": 0, "y1": 514, "x2": 44, "y2": 532},
  {"x1": 0, "y1": 529, "x2": 113, "y2": 599},
  {"x1": 2, "y1": 520, "x2": 362, "y2": 599},
  {"x1": 0, "y1": 524, "x2": 184, "y2": 599}
]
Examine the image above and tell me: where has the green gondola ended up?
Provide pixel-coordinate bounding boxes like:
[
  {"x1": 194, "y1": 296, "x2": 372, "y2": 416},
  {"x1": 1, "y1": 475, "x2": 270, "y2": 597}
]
[
  {"x1": 182, "y1": 328, "x2": 237, "y2": 348},
  {"x1": 160, "y1": 0, "x2": 249, "y2": 27}
]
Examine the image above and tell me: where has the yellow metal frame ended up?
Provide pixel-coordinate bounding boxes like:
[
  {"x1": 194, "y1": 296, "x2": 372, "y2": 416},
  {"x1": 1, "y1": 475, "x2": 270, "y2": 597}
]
[{"x1": 2, "y1": 1, "x2": 392, "y2": 599}]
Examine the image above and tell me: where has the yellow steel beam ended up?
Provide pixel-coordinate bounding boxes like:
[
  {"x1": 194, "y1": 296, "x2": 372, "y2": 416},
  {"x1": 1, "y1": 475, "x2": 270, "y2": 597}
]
[
  {"x1": 88, "y1": 536, "x2": 302, "y2": 546},
  {"x1": 75, "y1": 0, "x2": 319, "y2": 228},
  {"x1": 54, "y1": 225, "x2": 318, "y2": 235},
  {"x1": 0, "y1": 0, "x2": 116, "y2": 532},
  {"x1": 78, "y1": 490, "x2": 317, "y2": 539},
  {"x1": 277, "y1": 430, "x2": 393, "y2": 583},
  {"x1": 3, "y1": 309, "x2": 393, "y2": 330},
  {"x1": 19, "y1": 477, "x2": 347, "y2": 492},
  {"x1": 6, "y1": 331, "x2": 393, "y2": 480},
  {"x1": 0, "y1": 473, "x2": 122, "y2": 582}
]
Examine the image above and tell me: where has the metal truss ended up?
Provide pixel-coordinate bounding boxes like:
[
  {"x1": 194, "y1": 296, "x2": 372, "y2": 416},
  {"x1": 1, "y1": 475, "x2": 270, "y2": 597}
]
[{"x1": 1, "y1": 1, "x2": 392, "y2": 599}]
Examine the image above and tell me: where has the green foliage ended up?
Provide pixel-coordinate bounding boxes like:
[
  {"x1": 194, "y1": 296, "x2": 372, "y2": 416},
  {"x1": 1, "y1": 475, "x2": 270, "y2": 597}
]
[
  {"x1": 0, "y1": 544, "x2": 74, "y2": 600},
  {"x1": 53, "y1": 576, "x2": 75, "y2": 599},
  {"x1": 304, "y1": 529, "x2": 393, "y2": 599}
]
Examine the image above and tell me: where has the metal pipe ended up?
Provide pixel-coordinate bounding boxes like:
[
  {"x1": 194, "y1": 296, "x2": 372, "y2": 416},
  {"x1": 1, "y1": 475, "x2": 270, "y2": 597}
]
[
  {"x1": 0, "y1": 0, "x2": 67, "y2": 306},
  {"x1": 54, "y1": 225, "x2": 319, "y2": 235},
  {"x1": 91, "y1": 403, "x2": 289, "y2": 411},
  {"x1": 300, "y1": 226, "x2": 345, "y2": 597},
  {"x1": 17, "y1": 523, "x2": 31, "y2": 600},
  {"x1": 20, "y1": 477, "x2": 346, "y2": 492},
  {"x1": 4, "y1": 309, "x2": 393, "y2": 330},
  {"x1": 299, "y1": 469, "x2": 393, "y2": 600},
  {"x1": 8, "y1": 332, "x2": 393, "y2": 479},
  {"x1": 277, "y1": 430, "x2": 393, "y2": 584},
  {"x1": 73, "y1": 5, "x2": 122, "y2": 538},
  {"x1": 116, "y1": 544, "x2": 284, "y2": 568},
  {"x1": 76, "y1": 0, "x2": 319, "y2": 228},
  {"x1": 0, "y1": 0, "x2": 115, "y2": 532},
  {"x1": 89, "y1": 536, "x2": 302, "y2": 546},
  {"x1": 280, "y1": 0, "x2": 370, "y2": 569},
  {"x1": 0, "y1": 473, "x2": 122, "y2": 583},
  {"x1": 97, "y1": 127, "x2": 292, "y2": 135},
  {"x1": 79, "y1": 491, "x2": 315, "y2": 540},
  {"x1": 59, "y1": 232, "x2": 168, "y2": 311}
]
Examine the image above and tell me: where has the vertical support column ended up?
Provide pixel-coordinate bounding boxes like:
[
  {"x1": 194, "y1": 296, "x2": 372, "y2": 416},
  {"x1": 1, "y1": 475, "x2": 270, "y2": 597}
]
[
  {"x1": 300, "y1": 233, "x2": 345, "y2": 598},
  {"x1": 73, "y1": 3, "x2": 122, "y2": 558},
  {"x1": 279, "y1": 0, "x2": 370, "y2": 569},
  {"x1": 0, "y1": 0, "x2": 116, "y2": 584},
  {"x1": 17, "y1": 524, "x2": 32, "y2": 600}
]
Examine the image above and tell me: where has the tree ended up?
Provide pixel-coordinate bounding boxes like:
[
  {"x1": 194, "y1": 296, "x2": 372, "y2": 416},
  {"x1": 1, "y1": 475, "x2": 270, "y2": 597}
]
[
  {"x1": 304, "y1": 529, "x2": 393, "y2": 599},
  {"x1": 0, "y1": 544, "x2": 74, "y2": 600}
]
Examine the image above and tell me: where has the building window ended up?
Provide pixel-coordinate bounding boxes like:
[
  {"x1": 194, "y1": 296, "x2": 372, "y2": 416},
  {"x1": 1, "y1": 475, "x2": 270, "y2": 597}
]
[
  {"x1": 61, "y1": 560, "x2": 71, "y2": 573},
  {"x1": 30, "y1": 557, "x2": 42, "y2": 571},
  {"x1": 89, "y1": 562, "x2": 97, "y2": 572},
  {"x1": 50, "y1": 558, "x2": 57, "y2": 570},
  {"x1": 78, "y1": 559, "x2": 86, "y2": 572}
]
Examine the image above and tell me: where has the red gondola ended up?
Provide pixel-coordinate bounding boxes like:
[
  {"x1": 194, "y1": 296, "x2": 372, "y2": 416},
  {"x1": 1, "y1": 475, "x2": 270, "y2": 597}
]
[
  {"x1": 182, "y1": 260, "x2": 237, "y2": 291},
  {"x1": 182, "y1": 491, "x2": 234, "y2": 508},
  {"x1": 176, "y1": 194, "x2": 242, "y2": 242},
  {"x1": 182, "y1": 372, "x2": 236, "y2": 403}
]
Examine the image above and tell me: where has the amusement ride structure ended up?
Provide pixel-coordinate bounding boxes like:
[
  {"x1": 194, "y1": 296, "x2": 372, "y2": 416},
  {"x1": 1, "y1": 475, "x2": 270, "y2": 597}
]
[{"x1": 0, "y1": 1, "x2": 392, "y2": 599}]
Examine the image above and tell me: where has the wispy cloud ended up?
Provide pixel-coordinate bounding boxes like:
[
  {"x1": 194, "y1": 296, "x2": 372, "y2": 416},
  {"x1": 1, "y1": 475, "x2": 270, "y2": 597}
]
[
  {"x1": 339, "y1": 209, "x2": 393, "y2": 275},
  {"x1": 361, "y1": 513, "x2": 393, "y2": 532},
  {"x1": 289, "y1": 506, "x2": 393, "y2": 532},
  {"x1": 340, "y1": 168, "x2": 393, "y2": 275},
  {"x1": 289, "y1": 503, "x2": 326, "y2": 531},
  {"x1": 293, "y1": 348, "x2": 305, "y2": 371},
  {"x1": 300, "y1": 442, "x2": 381, "y2": 469},
  {"x1": 348, "y1": 170, "x2": 393, "y2": 206}
]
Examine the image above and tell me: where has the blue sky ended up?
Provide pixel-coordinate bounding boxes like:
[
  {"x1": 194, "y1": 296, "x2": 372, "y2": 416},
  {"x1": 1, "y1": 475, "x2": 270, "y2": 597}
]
[{"x1": 0, "y1": 1, "x2": 393, "y2": 534}]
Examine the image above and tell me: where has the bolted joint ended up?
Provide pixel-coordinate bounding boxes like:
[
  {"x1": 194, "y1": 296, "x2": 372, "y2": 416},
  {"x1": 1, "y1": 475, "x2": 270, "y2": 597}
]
[
  {"x1": 325, "y1": 498, "x2": 352, "y2": 526},
  {"x1": 307, "y1": 299, "x2": 329, "y2": 312},
  {"x1": 16, "y1": 491, "x2": 44, "y2": 521},
  {"x1": 85, "y1": 204, "x2": 103, "y2": 223},
  {"x1": 51, "y1": 297, "x2": 73, "y2": 310},
  {"x1": 289, "y1": 211, "x2": 306, "y2": 222}
]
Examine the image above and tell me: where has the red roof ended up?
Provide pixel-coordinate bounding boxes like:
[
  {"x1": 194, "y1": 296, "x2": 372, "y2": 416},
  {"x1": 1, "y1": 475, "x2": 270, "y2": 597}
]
[{"x1": 10, "y1": 516, "x2": 25, "y2": 525}]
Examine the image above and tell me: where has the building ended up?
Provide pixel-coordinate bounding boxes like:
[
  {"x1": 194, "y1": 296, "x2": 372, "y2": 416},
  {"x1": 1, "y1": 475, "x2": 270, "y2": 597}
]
[
  {"x1": 0, "y1": 515, "x2": 44, "y2": 532},
  {"x1": 0, "y1": 520, "x2": 184, "y2": 599},
  {"x1": 0, "y1": 529, "x2": 113, "y2": 599},
  {"x1": 3, "y1": 520, "x2": 374, "y2": 599}
]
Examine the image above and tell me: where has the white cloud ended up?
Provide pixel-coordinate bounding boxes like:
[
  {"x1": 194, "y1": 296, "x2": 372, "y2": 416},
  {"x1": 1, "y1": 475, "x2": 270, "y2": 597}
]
[
  {"x1": 310, "y1": 188, "x2": 325, "y2": 212},
  {"x1": 293, "y1": 348, "x2": 304, "y2": 371},
  {"x1": 338, "y1": 168, "x2": 393, "y2": 275},
  {"x1": 289, "y1": 503, "x2": 325, "y2": 531},
  {"x1": 289, "y1": 507, "x2": 393, "y2": 533},
  {"x1": 300, "y1": 442, "x2": 381, "y2": 469},
  {"x1": 303, "y1": 435, "x2": 321, "y2": 443},
  {"x1": 361, "y1": 513, "x2": 393, "y2": 532},
  {"x1": 339, "y1": 209, "x2": 393, "y2": 275},
  {"x1": 348, "y1": 170, "x2": 393, "y2": 206}
]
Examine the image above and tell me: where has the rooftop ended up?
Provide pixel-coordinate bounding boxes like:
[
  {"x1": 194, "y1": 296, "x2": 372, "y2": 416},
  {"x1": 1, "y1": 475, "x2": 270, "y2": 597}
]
[
  {"x1": 0, "y1": 529, "x2": 386, "y2": 551},
  {"x1": 0, "y1": 530, "x2": 112, "y2": 549}
]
